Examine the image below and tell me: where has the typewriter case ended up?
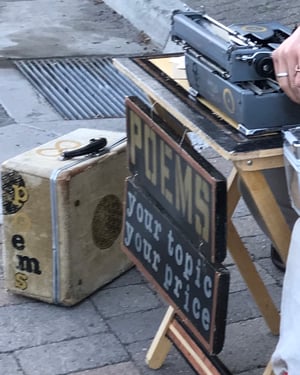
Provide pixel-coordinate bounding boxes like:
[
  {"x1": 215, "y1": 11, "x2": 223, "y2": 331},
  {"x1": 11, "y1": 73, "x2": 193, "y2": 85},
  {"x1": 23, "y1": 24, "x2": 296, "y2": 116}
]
[
  {"x1": 1, "y1": 129, "x2": 131, "y2": 305},
  {"x1": 283, "y1": 127, "x2": 300, "y2": 216}
]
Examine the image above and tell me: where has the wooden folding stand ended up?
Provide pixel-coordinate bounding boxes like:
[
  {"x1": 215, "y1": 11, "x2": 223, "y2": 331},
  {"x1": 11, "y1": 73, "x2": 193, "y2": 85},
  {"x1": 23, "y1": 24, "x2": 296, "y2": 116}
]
[
  {"x1": 146, "y1": 307, "x2": 275, "y2": 375},
  {"x1": 115, "y1": 55, "x2": 289, "y2": 375},
  {"x1": 146, "y1": 306, "x2": 233, "y2": 375}
]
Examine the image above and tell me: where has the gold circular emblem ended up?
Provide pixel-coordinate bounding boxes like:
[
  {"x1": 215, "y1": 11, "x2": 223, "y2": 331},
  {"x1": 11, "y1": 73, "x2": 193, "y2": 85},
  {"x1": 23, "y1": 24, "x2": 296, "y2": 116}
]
[
  {"x1": 240, "y1": 25, "x2": 267, "y2": 33},
  {"x1": 223, "y1": 88, "x2": 235, "y2": 114}
]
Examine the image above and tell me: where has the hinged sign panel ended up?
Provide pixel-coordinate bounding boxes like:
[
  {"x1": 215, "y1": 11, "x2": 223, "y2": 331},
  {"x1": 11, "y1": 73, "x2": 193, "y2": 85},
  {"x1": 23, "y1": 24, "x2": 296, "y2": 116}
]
[
  {"x1": 122, "y1": 178, "x2": 229, "y2": 354},
  {"x1": 126, "y1": 96, "x2": 227, "y2": 263}
]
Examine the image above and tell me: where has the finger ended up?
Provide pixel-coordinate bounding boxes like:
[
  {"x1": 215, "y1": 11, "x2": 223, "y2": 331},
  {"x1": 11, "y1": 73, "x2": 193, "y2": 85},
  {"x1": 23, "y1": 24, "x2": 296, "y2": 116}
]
[
  {"x1": 281, "y1": 80, "x2": 300, "y2": 104},
  {"x1": 276, "y1": 75, "x2": 300, "y2": 104},
  {"x1": 273, "y1": 53, "x2": 300, "y2": 102},
  {"x1": 271, "y1": 26, "x2": 300, "y2": 103},
  {"x1": 289, "y1": 87, "x2": 300, "y2": 104},
  {"x1": 294, "y1": 64, "x2": 300, "y2": 88},
  {"x1": 274, "y1": 65, "x2": 290, "y2": 93},
  {"x1": 285, "y1": 86, "x2": 300, "y2": 104},
  {"x1": 286, "y1": 64, "x2": 300, "y2": 103}
]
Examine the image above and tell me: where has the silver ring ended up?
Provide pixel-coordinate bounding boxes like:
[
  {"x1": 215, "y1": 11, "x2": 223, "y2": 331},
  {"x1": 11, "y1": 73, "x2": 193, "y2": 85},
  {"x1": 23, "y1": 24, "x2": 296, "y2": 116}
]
[{"x1": 276, "y1": 72, "x2": 289, "y2": 78}]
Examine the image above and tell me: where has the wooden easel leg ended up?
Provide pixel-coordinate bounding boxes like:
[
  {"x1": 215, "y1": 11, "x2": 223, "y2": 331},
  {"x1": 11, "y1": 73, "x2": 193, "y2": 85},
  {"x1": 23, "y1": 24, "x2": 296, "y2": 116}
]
[
  {"x1": 227, "y1": 167, "x2": 240, "y2": 218},
  {"x1": 147, "y1": 308, "x2": 231, "y2": 374},
  {"x1": 146, "y1": 306, "x2": 175, "y2": 369},
  {"x1": 168, "y1": 320, "x2": 228, "y2": 375},
  {"x1": 263, "y1": 360, "x2": 274, "y2": 375},
  {"x1": 226, "y1": 168, "x2": 280, "y2": 334},
  {"x1": 239, "y1": 170, "x2": 291, "y2": 263},
  {"x1": 227, "y1": 220, "x2": 280, "y2": 334}
]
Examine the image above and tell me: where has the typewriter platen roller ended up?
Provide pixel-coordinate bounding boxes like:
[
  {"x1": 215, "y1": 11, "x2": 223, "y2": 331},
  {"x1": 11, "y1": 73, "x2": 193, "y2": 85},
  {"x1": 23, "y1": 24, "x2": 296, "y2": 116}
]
[{"x1": 171, "y1": 10, "x2": 300, "y2": 135}]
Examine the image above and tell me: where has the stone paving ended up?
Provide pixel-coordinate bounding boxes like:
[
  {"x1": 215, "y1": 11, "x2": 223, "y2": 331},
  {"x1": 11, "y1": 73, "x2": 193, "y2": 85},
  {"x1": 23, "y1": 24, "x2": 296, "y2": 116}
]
[{"x1": 0, "y1": 0, "x2": 293, "y2": 373}]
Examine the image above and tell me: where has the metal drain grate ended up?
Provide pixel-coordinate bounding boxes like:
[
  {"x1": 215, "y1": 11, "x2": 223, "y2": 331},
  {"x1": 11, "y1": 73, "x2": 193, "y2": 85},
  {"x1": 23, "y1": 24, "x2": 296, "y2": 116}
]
[{"x1": 14, "y1": 57, "x2": 148, "y2": 120}]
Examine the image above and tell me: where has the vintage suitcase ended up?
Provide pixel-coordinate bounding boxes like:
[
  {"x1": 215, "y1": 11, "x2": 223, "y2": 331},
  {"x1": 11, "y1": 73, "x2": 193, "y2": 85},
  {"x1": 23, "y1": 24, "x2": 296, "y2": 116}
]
[{"x1": 1, "y1": 128, "x2": 131, "y2": 305}]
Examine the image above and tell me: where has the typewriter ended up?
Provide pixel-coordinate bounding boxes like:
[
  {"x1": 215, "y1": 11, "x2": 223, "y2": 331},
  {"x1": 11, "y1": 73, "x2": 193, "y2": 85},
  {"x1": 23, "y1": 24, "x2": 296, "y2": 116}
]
[{"x1": 171, "y1": 10, "x2": 300, "y2": 135}]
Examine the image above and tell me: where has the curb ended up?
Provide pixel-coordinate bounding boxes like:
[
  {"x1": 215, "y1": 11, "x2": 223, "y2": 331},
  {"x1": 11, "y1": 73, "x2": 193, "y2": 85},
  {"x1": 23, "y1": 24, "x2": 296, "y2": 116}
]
[{"x1": 103, "y1": 0, "x2": 192, "y2": 49}]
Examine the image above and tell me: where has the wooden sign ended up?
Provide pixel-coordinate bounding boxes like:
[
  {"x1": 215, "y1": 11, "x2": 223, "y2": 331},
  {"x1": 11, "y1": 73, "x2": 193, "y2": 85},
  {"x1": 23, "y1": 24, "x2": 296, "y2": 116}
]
[
  {"x1": 126, "y1": 96, "x2": 227, "y2": 263},
  {"x1": 122, "y1": 178, "x2": 229, "y2": 354}
]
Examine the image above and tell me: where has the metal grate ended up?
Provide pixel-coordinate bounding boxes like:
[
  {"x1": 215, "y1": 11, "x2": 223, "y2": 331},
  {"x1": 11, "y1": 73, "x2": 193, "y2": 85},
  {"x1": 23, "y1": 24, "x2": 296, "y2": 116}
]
[{"x1": 14, "y1": 57, "x2": 149, "y2": 120}]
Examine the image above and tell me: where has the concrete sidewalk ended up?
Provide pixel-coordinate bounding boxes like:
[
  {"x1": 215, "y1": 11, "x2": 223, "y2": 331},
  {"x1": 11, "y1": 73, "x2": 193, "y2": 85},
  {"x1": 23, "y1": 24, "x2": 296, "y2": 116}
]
[{"x1": 0, "y1": 0, "x2": 290, "y2": 374}]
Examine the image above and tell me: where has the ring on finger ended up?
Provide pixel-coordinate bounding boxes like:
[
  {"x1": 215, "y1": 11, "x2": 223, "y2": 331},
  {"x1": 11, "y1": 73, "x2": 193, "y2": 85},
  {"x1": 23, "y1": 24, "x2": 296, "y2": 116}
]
[{"x1": 276, "y1": 72, "x2": 289, "y2": 78}]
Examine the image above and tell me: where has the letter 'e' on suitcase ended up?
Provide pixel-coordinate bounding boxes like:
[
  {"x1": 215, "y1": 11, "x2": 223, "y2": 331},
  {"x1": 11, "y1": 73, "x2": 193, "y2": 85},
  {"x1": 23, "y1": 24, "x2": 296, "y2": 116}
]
[{"x1": 1, "y1": 129, "x2": 131, "y2": 305}]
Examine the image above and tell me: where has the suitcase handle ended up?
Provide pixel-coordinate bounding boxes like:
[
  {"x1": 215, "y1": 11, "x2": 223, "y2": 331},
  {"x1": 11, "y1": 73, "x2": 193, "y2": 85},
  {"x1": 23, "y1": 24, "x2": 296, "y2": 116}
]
[{"x1": 61, "y1": 137, "x2": 107, "y2": 159}]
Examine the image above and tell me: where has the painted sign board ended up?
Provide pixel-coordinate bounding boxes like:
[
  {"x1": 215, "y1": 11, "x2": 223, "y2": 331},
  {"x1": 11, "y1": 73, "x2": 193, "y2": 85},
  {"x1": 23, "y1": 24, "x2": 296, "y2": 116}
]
[
  {"x1": 126, "y1": 96, "x2": 227, "y2": 263},
  {"x1": 122, "y1": 178, "x2": 229, "y2": 354}
]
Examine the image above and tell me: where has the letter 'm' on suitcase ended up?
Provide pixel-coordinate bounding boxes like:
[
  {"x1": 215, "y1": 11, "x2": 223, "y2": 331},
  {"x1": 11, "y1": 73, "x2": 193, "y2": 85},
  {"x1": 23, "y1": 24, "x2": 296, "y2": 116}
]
[{"x1": 1, "y1": 129, "x2": 131, "y2": 305}]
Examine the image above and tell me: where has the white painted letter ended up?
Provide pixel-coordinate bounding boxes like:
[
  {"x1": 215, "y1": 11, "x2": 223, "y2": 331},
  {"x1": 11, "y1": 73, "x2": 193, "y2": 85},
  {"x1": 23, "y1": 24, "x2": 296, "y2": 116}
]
[
  {"x1": 126, "y1": 191, "x2": 136, "y2": 217},
  {"x1": 124, "y1": 221, "x2": 134, "y2": 246},
  {"x1": 163, "y1": 264, "x2": 173, "y2": 290}
]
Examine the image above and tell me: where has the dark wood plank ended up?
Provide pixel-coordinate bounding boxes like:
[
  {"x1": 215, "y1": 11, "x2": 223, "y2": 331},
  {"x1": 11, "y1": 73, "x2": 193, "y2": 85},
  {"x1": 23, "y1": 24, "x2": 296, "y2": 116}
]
[{"x1": 114, "y1": 56, "x2": 283, "y2": 159}]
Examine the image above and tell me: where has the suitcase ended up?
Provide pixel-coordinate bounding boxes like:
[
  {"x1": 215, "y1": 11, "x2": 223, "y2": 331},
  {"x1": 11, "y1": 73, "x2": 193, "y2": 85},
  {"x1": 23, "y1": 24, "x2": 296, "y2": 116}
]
[{"x1": 1, "y1": 128, "x2": 131, "y2": 305}]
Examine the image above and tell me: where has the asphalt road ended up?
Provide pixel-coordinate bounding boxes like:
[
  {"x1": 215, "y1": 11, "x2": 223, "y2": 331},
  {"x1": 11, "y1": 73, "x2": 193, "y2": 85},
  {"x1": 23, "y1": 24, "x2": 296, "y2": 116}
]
[{"x1": 184, "y1": 0, "x2": 300, "y2": 28}]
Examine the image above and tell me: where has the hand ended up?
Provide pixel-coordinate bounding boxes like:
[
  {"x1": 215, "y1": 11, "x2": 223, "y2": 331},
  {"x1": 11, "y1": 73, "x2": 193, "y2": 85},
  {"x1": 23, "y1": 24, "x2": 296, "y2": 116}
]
[{"x1": 272, "y1": 26, "x2": 300, "y2": 104}]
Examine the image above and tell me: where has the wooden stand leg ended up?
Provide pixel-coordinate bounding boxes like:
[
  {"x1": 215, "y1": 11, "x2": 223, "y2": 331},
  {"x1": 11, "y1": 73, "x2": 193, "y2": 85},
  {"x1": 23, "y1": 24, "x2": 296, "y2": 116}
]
[
  {"x1": 239, "y1": 170, "x2": 291, "y2": 263},
  {"x1": 146, "y1": 306, "x2": 231, "y2": 374},
  {"x1": 167, "y1": 320, "x2": 227, "y2": 375},
  {"x1": 263, "y1": 360, "x2": 274, "y2": 375},
  {"x1": 227, "y1": 220, "x2": 280, "y2": 334},
  {"x1": 146, "y1": 306, "x2": 175, "y2": 369},
  {"x1": 227, "y1": 167, "x2": 240, "y2": 218},
  {"x1": 227, "y1": 168, "x2": 280, "y2": 334}
]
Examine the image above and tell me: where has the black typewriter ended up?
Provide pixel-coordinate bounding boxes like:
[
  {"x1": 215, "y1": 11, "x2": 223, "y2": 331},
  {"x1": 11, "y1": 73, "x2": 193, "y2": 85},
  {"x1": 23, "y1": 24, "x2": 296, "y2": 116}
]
[{"x1": 171, "y1": 9, "x2": 300, "y2": 135}]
